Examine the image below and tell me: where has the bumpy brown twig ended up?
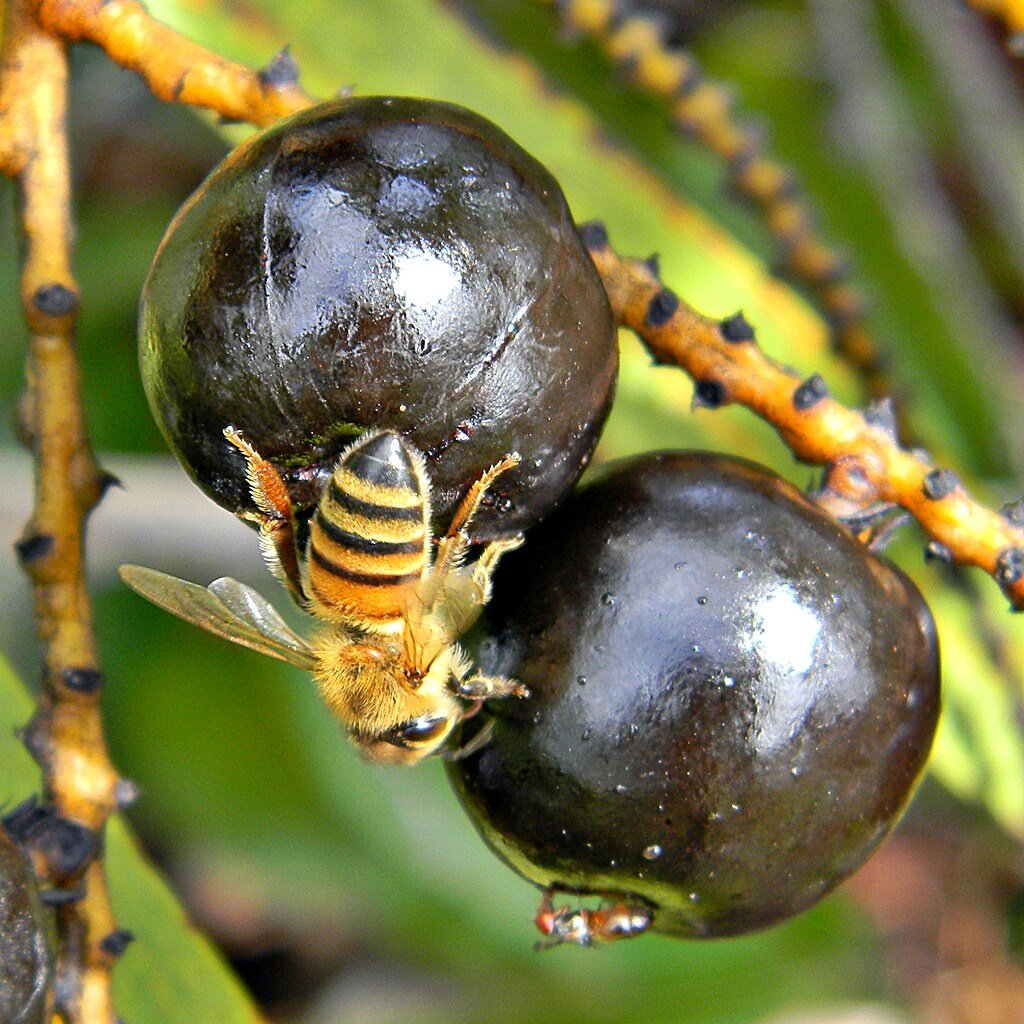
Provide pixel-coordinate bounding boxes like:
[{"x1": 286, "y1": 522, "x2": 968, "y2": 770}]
[
  {"x1": 552, "y1": 0, "x2": 893, "y2": 404},
  {"x1": 0, "y1": 3, "x2": 132, "y2": 1022},
  {"x1": 583, "y1": 227, "x2": 1024, "y2": 610},
  {"x1": 33, "y1": 0, "x2": 315, "y2": 125},
  {"x1": 0, "y1": 1, "x2": 321, "y2": 1015}
]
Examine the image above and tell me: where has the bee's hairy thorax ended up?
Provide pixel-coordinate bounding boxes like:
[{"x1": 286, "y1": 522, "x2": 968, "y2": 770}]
[{"x1": 310, "y1": 625, "x2": 462, "y2": 735}]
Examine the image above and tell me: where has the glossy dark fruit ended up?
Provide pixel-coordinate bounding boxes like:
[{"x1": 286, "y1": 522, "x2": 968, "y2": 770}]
[
  {"x1": 140, "y1": 97, "x2": 617, "y2": 539},
  {"x1": 0, "y1": 827, "x2": 52, "y2": 1024},
  {"x1": 448, "y1": 452, "x2": 940, "y2": 938}
]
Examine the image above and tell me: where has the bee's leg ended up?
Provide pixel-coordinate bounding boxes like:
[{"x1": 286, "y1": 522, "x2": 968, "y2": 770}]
[
  {"x1": 444, "y1": 453, "x2": 520, "y2": 539},
  {"x1": 429, "y1": 532, "x2": 471, "y2": 586},
  {"x1": 471, "y1": 535, "x2": 524, "y2": 599},
  {"x1": 441, "y1": 715, "x2": 495, "y2": 761},
  {"x1": 453, "y1": 672, "x2": 528, "y2": 700},
  {"x1": 429, "y1": 532, "x2": 523, "y2": 612},
  {"x1": 427, "y1": 456, "x2": 520, "y2": 594},
  {"x1": 224, "y1": 427, "x2": 305, "y2": 602}
]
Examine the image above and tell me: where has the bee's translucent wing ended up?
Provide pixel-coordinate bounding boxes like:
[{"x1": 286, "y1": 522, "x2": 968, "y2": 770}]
[
  {"x1": 206, "y1": 576, "x2": 312, "y2": 653},
  {"x1": 404, "y1": 572, "x2": 485, "y2": 672},
  {"x1": 119, "y1": 565, "x2": 316, "y2": 670},
  {"x1": 428, "y1": 573, "x2": 487, "y2": 641}
]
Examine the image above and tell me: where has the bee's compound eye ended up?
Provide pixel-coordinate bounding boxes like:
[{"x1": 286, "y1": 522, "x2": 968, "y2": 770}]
[{"x1": 386, "y1": 715, "x2": 450, "y2": 749}]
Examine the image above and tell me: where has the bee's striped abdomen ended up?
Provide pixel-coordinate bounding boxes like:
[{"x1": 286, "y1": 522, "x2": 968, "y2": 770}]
[{"x1": 307, "y1": 432, "x2": 429, "y2": 626}]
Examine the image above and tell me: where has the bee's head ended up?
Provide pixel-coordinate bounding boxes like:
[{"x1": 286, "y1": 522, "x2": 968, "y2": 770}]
[{"x1": 352, "y1": 711, "x2": 459, "y2": 766}]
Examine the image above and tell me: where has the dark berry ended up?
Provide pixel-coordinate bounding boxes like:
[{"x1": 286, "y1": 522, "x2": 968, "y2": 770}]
[
  {"x1": 140, "y1": 97, "x2": 617, "y2": 539},
  {"x1": 448, "y1": 453, "x2": 940, "y2": 938},
  {"x1": 0, "y1": 825, "x2": 53, "y2": 1024}
]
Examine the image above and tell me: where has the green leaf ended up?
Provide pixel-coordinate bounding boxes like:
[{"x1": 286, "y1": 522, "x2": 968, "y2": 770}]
[
  {"x1": 925, "y1": 579, "x2": 1024, "y2": 837},
  {"x1": 0, "y1": 657, "x2": 262, "y2": 1024}
]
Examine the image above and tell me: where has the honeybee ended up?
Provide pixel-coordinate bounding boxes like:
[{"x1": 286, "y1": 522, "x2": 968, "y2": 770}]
[{"x1": 120, "y1": 428, "x2": 526, "y2": 765}]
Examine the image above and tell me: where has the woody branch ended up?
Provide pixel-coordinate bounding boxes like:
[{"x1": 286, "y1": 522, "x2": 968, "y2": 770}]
[
  {"x1": 32, "y1": 0, "x2": 315, "y2": 124},
  {"x1": 1, "y1": 2, "x2": 130, "y2": 1022},
  {"x1": 551, "y1": 0, "x2": 894, "y2": 408},
  {"x1": 584, "y1": 230, "x2": 1024, "y2": 610}
]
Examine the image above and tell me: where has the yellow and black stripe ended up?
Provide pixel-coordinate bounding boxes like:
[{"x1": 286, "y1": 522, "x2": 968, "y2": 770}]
[{"x1": 307, "y1": 432, "x2": 429, "y2": 624}]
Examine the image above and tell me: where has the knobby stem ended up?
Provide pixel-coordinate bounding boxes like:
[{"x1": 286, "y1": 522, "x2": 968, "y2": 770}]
[
  {"x1": 587, "y1": 233, "x2": 1024, "y2": 610},
  {"x1": 2, "y1": 2, "x2": 125, "y2": 1021}
]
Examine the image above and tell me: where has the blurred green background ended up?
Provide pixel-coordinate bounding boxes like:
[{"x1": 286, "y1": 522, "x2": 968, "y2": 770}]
[{"x1": 2, "y1": 1, "x2": 1024, "y2": 1021}]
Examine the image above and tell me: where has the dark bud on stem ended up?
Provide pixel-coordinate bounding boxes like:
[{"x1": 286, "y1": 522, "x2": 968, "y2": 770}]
[
  {"x1": 61, "y1": 668, "x2": 104, "y2": 695},
  {"x1": 792, "y1": 374, "x2": 829, "y2": 411},
  {"x1": 2, "y1": 798, "x2": 49, "y2": 845},
  {"x1": 98, "y1": 470, "x2": 124, "y2": 496},
  {"x1": 1001, "y1": 498, "x2": 1024, "y2": 527},
  {"x1": 576, "y1": 221, "x2": 609, "y2": 251},
  {"x1": 922, "y1": 469, "x2": 960, "y2": 501},
  {"x1": 924, "y1": 541, "x2": 954, "y2": 565},
  {"x1": 995, "y1": 546, "x2": 1024, "y2": 588},
  {"x1": 693, "y1": 379, "x2": 725, "y2": 409},
  {"x1": 115, "y1": 779, "x2": 142, "y2": 810},
  {"x1": 675, "y1": 61, "x2": 704, "y2": 98},
  {"x1": 32, "y1": 283, "x2": 78, "y2": 317},
  {"x1": 719, "y1": 311, "x2": 754, "y2": 343},
  {"x1": 14, "y1": 534, "x2": 54, "y2": 566},
  {"x1": 2, "y1": 797, "x2": 97, "y2": 878},
  {"x1": 38, "y1": 888, "x2": 83, "y2": 907},
  {"x1": 258, "y1": 46, "x2": 299, "y2": 88},
  {"x1": 864, "y1": 398, "x2": 899, "y2": 440},
  {"x1": 99, "y1": 929, "x2": 135, "y2": 959},
  {"x1": 645, "y1": 288, "x2": 679, "y2": 328}
]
